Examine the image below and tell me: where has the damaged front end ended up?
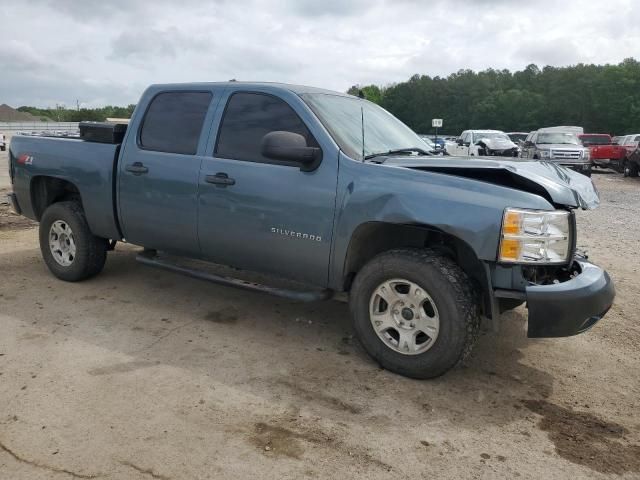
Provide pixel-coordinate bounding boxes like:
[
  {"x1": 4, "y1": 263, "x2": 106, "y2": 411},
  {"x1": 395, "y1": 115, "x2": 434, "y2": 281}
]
[{"x1": 524, "y1": 258, "x2": 615, "y2": 337}]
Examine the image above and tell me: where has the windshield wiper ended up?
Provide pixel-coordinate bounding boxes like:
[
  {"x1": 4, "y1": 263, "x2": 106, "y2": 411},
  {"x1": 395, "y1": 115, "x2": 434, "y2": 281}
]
[{"x1": 364, "y1": 147, "x2": 432, "y2": 161}]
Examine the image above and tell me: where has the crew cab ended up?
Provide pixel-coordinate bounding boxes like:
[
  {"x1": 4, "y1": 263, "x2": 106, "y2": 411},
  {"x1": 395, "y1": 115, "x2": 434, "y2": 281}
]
[
  {"x1": 447, "y1": 129, "x2": 519, "y2": 157},
  {"x1": 578, "y1": 134, "x2": 626, "y2": 170},
  {"x1": 6, "y1": 82, "x2": 615, "y2": 379},
  {"x1": 521, "y1": 128, "x2": 592, "y2": 176}
]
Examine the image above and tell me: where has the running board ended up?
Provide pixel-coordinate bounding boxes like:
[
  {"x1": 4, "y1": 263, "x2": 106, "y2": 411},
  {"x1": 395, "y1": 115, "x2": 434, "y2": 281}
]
[{"x1": 136, "y1": 251, "x2": 334, "y2": 302}]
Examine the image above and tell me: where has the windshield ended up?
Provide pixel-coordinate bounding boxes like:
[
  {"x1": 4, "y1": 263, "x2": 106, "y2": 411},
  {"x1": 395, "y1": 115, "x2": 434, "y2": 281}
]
[
  {"x1": 508, "y1": 133, "x2": 527, "y2": 142},
  {"x1": 537, "y1": 133, "x2": 580, "y2": 145},
  {"x1": 580, "y1": 135, "x2": 610, "y2": 145},
  {"x1": 301, "y1": 93, "x2": 425, "y2": 160},
  {"x1": 472, "y1": 132, "x2": 509, "y2": 143}
]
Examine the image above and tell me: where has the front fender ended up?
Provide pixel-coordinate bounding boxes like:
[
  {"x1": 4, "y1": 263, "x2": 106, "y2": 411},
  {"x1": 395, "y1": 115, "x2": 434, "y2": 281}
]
[{"x1": 328, "y1": 153, "x2": 554, "y2": 290}]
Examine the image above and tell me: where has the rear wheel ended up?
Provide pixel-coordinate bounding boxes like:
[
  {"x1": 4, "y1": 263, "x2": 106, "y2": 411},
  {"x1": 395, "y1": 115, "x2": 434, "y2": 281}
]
[
  {"x1": 39, "y1": 201, "x2": 108, "y2": 281},
  {"x1": 349, "y1": 248, "x2": 480, "y2": 379}
]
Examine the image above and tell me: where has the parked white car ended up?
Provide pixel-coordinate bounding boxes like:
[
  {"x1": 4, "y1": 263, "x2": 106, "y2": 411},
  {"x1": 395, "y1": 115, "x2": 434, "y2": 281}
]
[
  {"x1": 447, "y1": 130, "x2": 519, "y2": 157},
  {"x1": 0, "y1": 133, "x2": 6, "y2": 151}
]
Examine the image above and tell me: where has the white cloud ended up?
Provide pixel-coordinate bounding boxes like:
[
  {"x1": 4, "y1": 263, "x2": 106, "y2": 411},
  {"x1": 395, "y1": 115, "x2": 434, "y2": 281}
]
[{"x1": 0, "y1": 0, "x2": 638, "y2": 107}]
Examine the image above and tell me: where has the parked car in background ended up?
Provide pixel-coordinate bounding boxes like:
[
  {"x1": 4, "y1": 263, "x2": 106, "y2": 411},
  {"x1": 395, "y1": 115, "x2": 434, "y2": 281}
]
[
  {"x1": 421, "y1": 134, "x2": 446, "y2": 151},
  {"x1": 612, "y1": 136, "x2": 623, "y2": 145},
  {"x1": 507, "y1": 132, "x2": 528, "y2": 146},
  {"x1": 619, "y1": 135, "x2": 640, "y2": 176},
  {"x1": 578, "y1": 134, "x2": 626, "y2": 170},
  {"x1": 624, "y1": 144, "x2": 640, "y2": 177},
  {"x1": 621, "y1": 133, "x2": 640, "y2": 154},
  {"x1": 419, "y1": 135, "x2": 447, "y2": 155},
  {"x1": 521, "y1": 129, "x2": 592, "y2": 176},
  {"x1": 447, "y1": 130, "x2": 519, "y2": 157},
  {"x1": 0, "y1": 133, "x2": 6, "y2": 151}
]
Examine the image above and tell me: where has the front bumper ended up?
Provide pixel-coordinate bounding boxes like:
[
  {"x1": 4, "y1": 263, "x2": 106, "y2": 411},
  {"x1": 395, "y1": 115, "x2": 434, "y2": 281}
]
[{"x1": 526, "y1": 260, "x2": 615, "y2": 338}]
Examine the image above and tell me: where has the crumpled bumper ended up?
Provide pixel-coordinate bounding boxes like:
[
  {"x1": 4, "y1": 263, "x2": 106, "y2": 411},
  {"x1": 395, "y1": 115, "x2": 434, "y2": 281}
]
[{"x1": 526, "y1": 260, "x2": 615, "y2": 338}]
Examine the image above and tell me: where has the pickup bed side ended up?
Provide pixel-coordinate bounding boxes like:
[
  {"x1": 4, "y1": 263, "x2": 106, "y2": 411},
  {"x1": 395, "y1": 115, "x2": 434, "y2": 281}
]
[{"x1": 9, "y1": 136, "x2": 121, "y2": 240}]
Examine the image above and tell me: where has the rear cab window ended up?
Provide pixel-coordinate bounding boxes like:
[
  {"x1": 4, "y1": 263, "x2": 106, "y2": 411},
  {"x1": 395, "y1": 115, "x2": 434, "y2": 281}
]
[{"x1": 139, "y1": 91, "x2": 213, "y2": 154}]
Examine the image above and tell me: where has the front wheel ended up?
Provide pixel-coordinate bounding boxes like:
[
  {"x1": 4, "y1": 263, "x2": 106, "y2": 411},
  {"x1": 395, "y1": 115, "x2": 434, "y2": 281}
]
[
  {"x1": 349, "y1": 249, "x2": 480, "y2": 379},
  {"x1": 39, "y1": 201, "x2": 108, "y2": 281}
]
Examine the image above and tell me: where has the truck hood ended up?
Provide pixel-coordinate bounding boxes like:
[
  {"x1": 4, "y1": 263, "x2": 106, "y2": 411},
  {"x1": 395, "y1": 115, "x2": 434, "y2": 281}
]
[
  {"x1": 475, "y1": 137, "x2": 517, "y2": 150},
  {"x1": 381, "y1": 156, "x2": 599, "y2": 210}
]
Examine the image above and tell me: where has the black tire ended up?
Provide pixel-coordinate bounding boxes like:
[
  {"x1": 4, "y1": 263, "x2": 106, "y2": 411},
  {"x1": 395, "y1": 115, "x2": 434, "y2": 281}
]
[
  {"x1": 349, "y1": 248, "x2": 480, "y2": 379},
  {"x1": 626, "y1": 161, "x2": 639, "y2": 178},
  {"x1": 39, "y1": 201, "x2": 108, "y2": 282}
]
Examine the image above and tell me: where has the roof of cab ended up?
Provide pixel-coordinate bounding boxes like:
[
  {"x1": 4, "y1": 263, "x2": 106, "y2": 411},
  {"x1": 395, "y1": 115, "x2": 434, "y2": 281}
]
[{"x1": 145, "y1": 81, "x2": 352, "y2": 97}]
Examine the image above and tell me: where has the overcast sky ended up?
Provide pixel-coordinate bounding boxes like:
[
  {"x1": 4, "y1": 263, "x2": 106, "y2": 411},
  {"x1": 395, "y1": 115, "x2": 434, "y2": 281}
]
[{"x1": 1, "y1": 0, "x2": 638, "y2": 108}]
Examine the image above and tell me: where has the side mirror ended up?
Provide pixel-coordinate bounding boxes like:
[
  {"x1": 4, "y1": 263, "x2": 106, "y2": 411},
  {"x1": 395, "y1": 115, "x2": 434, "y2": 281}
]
[
  {"x1": 261, "y1": 131, "x2": 321, "y2": 171},
  {"x1": 456, "y1": 139, "x2": 464, "y2": 146}
]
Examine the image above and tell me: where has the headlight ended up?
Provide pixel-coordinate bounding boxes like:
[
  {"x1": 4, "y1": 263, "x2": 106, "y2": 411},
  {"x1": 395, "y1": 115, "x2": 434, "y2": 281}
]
[
  {"x1": 539, "y1": 150, "x2": 551, "y2": 159},
  {"x1": 499, "y1": 208, "x2": 571, "y2": 264},
  {"x1": 582, "y1": 150, "x2": 590, "y2": 160}
]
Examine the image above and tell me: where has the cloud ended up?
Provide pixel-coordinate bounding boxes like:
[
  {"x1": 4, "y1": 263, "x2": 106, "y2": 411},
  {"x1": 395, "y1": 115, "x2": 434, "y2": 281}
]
[{"x1": 0, "y1": 0, "x2": 638, "y2": 107}]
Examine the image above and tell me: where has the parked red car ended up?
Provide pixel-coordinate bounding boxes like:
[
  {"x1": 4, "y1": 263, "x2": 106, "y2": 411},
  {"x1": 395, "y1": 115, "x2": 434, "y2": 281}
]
[{"x1": 578, "y1": 134, "x2": 626, "y2": 171}]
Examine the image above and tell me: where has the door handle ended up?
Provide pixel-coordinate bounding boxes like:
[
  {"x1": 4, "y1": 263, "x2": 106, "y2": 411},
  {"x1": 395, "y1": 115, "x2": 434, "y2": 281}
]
[
  {"x1": 206, "y1": 172, "x2": 236, "y2": 187},
  {"x1": 125, "y1": 162, "x2": 149, "y2": 175}
]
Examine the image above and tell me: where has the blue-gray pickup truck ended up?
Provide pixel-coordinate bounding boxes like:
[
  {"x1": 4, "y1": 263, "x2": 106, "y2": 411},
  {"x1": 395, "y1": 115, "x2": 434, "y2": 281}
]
[{"x1": 6, "y1": 82, "x2": 615, "y2": 378}]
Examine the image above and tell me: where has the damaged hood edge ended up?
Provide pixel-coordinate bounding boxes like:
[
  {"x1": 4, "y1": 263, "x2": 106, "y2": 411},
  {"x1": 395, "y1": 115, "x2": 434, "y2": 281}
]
[{"x1": 382, "y1": 156, "x2": 600, "y2": 210}]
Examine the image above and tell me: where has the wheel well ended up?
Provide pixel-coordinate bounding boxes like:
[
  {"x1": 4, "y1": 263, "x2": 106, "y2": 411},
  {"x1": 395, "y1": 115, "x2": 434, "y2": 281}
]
[
  {"x1": 342, "y1": 222, "x2": 490, "y2": 314},
  {"x1": 31, "y1": 176, "x2": 82, "y2": 220}
]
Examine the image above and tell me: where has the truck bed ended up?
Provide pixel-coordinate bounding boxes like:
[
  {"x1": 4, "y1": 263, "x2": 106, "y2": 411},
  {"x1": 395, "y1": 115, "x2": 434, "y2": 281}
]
[{"x1": 9, "y1": 134, "x2": 122, "y2": 240}]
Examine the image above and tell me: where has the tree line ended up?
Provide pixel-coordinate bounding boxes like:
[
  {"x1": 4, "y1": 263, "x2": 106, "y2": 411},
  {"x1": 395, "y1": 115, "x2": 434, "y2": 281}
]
[
  {"x1": 348, "y1": 59, "x2": 640, "y2": 136},
  {"x1": 17, "y1": 105, "x2": 136, "y2": 122}
]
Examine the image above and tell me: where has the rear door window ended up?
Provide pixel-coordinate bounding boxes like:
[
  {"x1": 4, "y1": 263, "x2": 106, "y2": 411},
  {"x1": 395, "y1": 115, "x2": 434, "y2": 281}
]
[{"x1": 139, "y1": 91, "x2": 212, "y2": 155}]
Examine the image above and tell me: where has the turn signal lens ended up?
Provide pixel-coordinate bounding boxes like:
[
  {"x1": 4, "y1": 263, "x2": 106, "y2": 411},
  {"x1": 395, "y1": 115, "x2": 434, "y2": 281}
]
[
  {"x1": 502, "y1": 211, "x2": 521, "y2": 235},
  {"x1": 499, "y1": 238, "x2": 521, "y2": 261},
  {"x1": 499, "y1": 208, "x2": 570, "y2": 264}
]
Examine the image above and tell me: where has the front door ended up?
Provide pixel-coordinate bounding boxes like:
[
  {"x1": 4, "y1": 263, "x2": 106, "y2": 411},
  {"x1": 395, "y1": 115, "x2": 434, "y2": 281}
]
[
  {"x1": 197, "y1": 91, "x2": 338, "y2": 286},
  {"x1": 118, "y1": 90, "x2": 214, "y2": 255}
]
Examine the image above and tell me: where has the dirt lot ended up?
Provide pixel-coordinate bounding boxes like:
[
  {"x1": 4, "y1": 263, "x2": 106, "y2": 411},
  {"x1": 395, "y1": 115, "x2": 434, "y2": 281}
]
[{"x1": 1, "y1": 145, "x2": 639, "y2": 479}]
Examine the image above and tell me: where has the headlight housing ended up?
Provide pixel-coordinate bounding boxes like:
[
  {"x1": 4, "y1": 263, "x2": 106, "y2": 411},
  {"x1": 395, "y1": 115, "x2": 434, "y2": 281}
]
[
  {"x1": 582, "y1": 149, "x2": 590, "y2": 160},
  {"x1": 539, "y1": 150, "x2": 551, "y2": 159},
  {"x1": 499, "y1": 208, "x2": 571, "y2": 264}
]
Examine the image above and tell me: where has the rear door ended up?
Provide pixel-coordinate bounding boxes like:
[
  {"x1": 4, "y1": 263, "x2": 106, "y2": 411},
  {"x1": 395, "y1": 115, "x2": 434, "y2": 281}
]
[
  {"x1": 118, "y1": 90, "x2": 216, "y2": 255},
  {"x1": 197, "y1": 90, "x2": 338, "y2": 286}
]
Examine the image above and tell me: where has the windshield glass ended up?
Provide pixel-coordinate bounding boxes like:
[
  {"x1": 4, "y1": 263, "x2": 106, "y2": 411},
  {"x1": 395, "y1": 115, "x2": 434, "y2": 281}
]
[
  {"x1": 301, "y1": 93, "x2": 425, "y2": 160},
  {"x1": 508, "y1": 133, "x2": 527, "y2": 142},
  {"x1": 580, "y1": 135, "x2": 610, "y2": 145},
  {"x1": 537, "y1": 133, "x2": 580, "y2": 145},
  {"x1": 472, "y1": 132, "x2": 509, "y2": 142}
]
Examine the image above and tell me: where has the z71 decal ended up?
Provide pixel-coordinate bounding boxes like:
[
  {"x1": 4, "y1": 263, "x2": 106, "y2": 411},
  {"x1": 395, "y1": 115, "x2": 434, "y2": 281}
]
[{"x1": 18, "y1": 154, "x2": 34, "y2": 165}]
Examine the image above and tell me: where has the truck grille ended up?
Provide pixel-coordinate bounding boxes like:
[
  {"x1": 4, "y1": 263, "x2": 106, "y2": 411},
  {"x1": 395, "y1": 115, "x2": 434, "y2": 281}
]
[{"x1": 551, "y1": 149, "x2": 582, "y2": 160}]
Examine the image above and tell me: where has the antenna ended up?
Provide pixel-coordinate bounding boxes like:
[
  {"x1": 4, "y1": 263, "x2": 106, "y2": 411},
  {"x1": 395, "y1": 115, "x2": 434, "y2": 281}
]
[{"x1": 361, "y1": 104, "x2": 365, "y2": 161}]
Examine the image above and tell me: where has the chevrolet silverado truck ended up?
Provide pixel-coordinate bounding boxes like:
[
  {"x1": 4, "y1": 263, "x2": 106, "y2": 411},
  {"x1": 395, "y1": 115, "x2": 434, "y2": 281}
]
[
  {"x1": 6, "y1": 82, "x2": 615, "y2": 379},
  {"x1": 578, "y1": 134, "x2": 626, "y2": 170}
]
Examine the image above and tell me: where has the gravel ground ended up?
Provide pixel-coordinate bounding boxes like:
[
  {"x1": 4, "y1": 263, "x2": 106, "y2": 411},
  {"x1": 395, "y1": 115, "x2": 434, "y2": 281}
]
[{"x1": 1, "y1": 144, "x2": 639, "y2": 479}]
